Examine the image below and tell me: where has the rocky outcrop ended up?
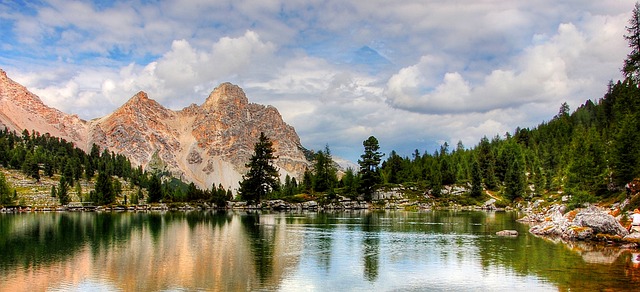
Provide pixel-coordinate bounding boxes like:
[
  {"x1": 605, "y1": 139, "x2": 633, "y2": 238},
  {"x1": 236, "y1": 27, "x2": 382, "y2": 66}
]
[
  {"x1": 0, "y1": 69, "x2": 310, "y2": 192},
  {"x1": 524, "y1": 205, "x2": 629, "y2": 241}
]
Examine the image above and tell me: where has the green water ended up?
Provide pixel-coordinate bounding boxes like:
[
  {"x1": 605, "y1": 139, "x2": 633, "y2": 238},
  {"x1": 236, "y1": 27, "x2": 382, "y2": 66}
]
[{"x1": 0, "y1": 210, "x2": 638, "y2": 291}]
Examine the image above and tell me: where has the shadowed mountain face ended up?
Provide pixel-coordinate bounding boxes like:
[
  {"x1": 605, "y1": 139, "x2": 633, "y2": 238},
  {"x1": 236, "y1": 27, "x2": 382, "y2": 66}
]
[{"x1": 0, "y1": 69, "x2": 309, "y2": 191}]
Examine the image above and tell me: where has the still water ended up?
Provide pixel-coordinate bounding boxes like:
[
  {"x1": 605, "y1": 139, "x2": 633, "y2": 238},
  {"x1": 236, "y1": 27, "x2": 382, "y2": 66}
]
[{"x1": 1, "y1": 210, "x2": 639, "y2": 291}]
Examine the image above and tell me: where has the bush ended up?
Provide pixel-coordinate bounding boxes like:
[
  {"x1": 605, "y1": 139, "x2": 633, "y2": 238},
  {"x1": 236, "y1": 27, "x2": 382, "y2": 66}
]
[
  {"x1": 494, "y1": 200, "x2": 509, "y2": 209},
  {"x1": 566, "y1": 189, "x2": 597, "y2": 211},
  {"x1": 624, "y1": 193, "x2": 640, "y2": 212}
]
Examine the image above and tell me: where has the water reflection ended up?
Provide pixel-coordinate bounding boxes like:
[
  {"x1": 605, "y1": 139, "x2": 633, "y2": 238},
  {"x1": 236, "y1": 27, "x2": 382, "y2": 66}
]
[
  {"x1": 241, "y1": 212, "x2": 275, "y2": 282},
  {"x1": 1, "y1": 211, "x2": 639, "y2": 291},
  {"x1": 362, "y1": 212, "x2": 380, "y2": 282}
]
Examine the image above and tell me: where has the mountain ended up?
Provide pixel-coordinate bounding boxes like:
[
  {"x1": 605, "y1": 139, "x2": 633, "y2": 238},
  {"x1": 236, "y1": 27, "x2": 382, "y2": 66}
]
[
  {"x1": 0, "y1": 69, "x2": 310, "y2": 191},
  {"x1": 0, "y1": 69, "x2": 88, "y2": 145}
]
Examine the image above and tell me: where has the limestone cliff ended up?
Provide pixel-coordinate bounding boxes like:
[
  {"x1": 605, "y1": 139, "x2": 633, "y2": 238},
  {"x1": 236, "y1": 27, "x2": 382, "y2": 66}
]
[
  {"x1": 0, "y1": 69, "x2": 310, "y2": 191},
  {"x1": 0, "y1": 69, "x2": 88, "y2": 145}
]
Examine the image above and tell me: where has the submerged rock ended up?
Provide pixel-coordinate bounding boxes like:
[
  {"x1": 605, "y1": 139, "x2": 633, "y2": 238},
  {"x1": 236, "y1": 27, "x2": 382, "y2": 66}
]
[{"x1": 496, "y1": 230, "x2": 518, "y2": 236}]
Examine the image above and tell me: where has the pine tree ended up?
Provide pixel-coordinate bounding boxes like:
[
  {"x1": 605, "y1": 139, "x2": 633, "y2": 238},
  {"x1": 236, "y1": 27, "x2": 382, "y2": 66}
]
[
  {"x1": 58, "y1": 175, "x2": 70, "y2": 206},
  {"x1": 313, "y1": 145, "x2": 337, "y2": 193},
  {"x1": 439, "y1": 157, "x2": 456, "y2": 185},
  {"x1": 624, "y1": 2, "x2": 640, "y2": 83},
  {"x1": 429, "y1": 160, "x2": 442, "y2": 197},
  {"x1": 532, "y1": 156, "x2": 545, "y2": 195},
  {"x1": 147, "y1": 174, "x2": 162, "y2": 203},
  {"x1": 22, "y1": 153, "x2": 40, "y2": 182},
  {"x1": 505, "y1": 154, "x2": 526, "y2": 201},
  {"x1": 567, "y1": 127, "x2": 607, "y2": 194},
  {"x1": 95, "y1": 171, "x2": 115, "y2": 205},
  {"x1": 238, "y1": 132, "x2": 280, "y2": 205},
  {"x1": 302, "y1": 169, "x2": 313, "y2": 193},
  {"x1": 0, "y1": 173, "x2": 13, "y2": 205},
  {"x1": 611, "y1": 115, "x2": 640, "y2": 186},
  {"x1": 477, "y1": 136, "x2": 498, "y2": 190},
  {"x1": 470, "y1": 159, "x2": 483, "y2": 198},
  {"x1": 358, "y1": 136, "x2": 383, "y2": 201},
  {"x1": 341, "y1": 167, "x2": 359, "y2": 200}
]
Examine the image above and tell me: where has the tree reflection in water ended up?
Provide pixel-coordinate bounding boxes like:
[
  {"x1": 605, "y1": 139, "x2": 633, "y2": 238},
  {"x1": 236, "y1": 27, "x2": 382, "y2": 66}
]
[
  {"x1": 240, "y1": 212, "x2": 275, "y2": 282},
  {"x1": 362, "y1": 212, "x2": 380, "y2": 282}
]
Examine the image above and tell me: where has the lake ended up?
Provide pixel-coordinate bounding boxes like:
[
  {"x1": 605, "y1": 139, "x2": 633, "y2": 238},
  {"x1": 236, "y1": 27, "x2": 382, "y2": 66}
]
[{"x1": 1, "y1": 210, "x2": 639, "y2": 291}]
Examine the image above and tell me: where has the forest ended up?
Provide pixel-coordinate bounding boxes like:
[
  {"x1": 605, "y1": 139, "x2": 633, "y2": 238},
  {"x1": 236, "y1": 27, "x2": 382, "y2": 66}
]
[{"x1": 0, "y1": 128, "x2": 231, "y2": 207}]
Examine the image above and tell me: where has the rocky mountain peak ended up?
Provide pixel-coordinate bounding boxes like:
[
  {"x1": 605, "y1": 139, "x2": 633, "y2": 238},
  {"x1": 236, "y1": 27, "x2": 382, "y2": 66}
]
[
  {"x1": 0, "y1": 68, "x2": 310, "y2": 192},
  {"x1": 113, "y1": 90, "x2": 171, "y2": 118},
  {"x1": 202, "y1": 82, "x2": 249, "y2": 109},
  {"x1": 131, "y1": 90, "x2": 149, "y2": 101}
]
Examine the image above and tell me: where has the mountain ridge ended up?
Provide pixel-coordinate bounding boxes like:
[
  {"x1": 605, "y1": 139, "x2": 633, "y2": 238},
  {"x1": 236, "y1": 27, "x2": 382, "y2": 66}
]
[{"x1": 0, "y1": 69, "x2": 310, "y2": 191}]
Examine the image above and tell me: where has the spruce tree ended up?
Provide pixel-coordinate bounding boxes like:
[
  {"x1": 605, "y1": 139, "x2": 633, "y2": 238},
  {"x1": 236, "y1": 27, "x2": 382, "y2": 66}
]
[{"x1": 238, "y1": 132, "x2": 280, "y2": 205}]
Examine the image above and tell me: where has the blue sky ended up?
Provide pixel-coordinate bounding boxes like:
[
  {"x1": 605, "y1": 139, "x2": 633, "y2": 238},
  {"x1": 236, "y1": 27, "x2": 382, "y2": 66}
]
[{"x1": 0, "y1": 0, "x2": 636, "y2": 162}]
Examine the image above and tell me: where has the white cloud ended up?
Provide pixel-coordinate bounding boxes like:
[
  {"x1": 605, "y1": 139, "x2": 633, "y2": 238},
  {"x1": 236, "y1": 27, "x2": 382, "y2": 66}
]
[
  {"x1": 1, "y1": 0, "x2": 636, "y2": 162},
  {"x1": 385, "y1": 17, "x2": 627, "y2": 115}
]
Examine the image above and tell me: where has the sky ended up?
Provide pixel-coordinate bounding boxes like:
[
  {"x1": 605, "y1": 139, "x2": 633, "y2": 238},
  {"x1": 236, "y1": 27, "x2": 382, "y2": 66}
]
[{"x1": 0, "y1": 0, "x2": 636, "y2": 162}]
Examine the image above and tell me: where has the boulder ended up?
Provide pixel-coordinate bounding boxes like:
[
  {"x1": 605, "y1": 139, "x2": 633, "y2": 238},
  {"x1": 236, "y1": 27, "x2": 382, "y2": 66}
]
[
  {"x1": 482, "y1": 199, "x2": 496, "y2": 209},
  {"x1": 528, "y1": 205, "x2": 629, "y2": 240},
  {"x1": 496, "y1": 230, "x2": 518, "y2": 236},
  {"x1": 302, "y1": 200, "x2": 318, "y2": 210},
  {"x1": 562, "y1": 226, "x2": 594, "y2": 240},
  {"x1": 572, "y1": 206, "x2": 629, "y2": 237}
]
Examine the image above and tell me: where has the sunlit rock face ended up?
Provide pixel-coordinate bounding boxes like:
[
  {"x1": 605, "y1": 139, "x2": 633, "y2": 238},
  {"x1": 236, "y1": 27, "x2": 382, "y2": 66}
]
[
  {"x1": 0, "y1": 69, "x2": 88, "y2": 145},
  {"x1": 0, "y1": 69, "x2": 310, "y2": 191}
]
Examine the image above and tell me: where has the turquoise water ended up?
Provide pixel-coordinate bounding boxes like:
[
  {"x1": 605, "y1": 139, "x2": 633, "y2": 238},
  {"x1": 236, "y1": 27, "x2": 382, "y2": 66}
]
[{"x1": 0, "y1": 210, "x2": 638, "y2": 291}]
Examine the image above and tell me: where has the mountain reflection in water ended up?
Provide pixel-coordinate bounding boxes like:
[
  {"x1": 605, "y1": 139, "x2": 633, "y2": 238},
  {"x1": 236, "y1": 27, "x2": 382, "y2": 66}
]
[{"x1": 0, "y1": 211, "x2": 639, "y2": 291}]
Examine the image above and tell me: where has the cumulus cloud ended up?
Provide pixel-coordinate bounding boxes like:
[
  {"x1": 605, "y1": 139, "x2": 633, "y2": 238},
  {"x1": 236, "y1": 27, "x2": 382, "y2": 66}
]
[
  {"x1": 10, "y1": 30, "x2": 277, "y2": 117},
  {"x1": 1, "y1": 0, "x2": 636, "y2": 161},
  {"x1": 385, "y1": 18, "x2": 628, "y2": 115}
]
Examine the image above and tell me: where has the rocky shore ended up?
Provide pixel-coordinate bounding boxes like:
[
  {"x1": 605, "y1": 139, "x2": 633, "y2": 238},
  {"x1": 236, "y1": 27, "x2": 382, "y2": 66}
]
[{"x1": 518, "y1": 203, "x2": 640, "y2": 246}]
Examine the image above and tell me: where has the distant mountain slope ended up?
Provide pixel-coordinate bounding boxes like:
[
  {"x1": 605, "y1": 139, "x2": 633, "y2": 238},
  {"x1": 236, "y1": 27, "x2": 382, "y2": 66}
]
[
  {"x1": 0, "y1": 69, "x2": 88, "y2": 146},
  {"x1": 0, "y1": 69, "x2": 310, "y2": 191}
]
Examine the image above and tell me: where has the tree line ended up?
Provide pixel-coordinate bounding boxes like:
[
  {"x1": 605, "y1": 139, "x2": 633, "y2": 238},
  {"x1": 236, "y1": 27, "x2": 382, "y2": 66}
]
[{"x1": 0, "y1": 128, "x2": 232, "y2": 207}]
